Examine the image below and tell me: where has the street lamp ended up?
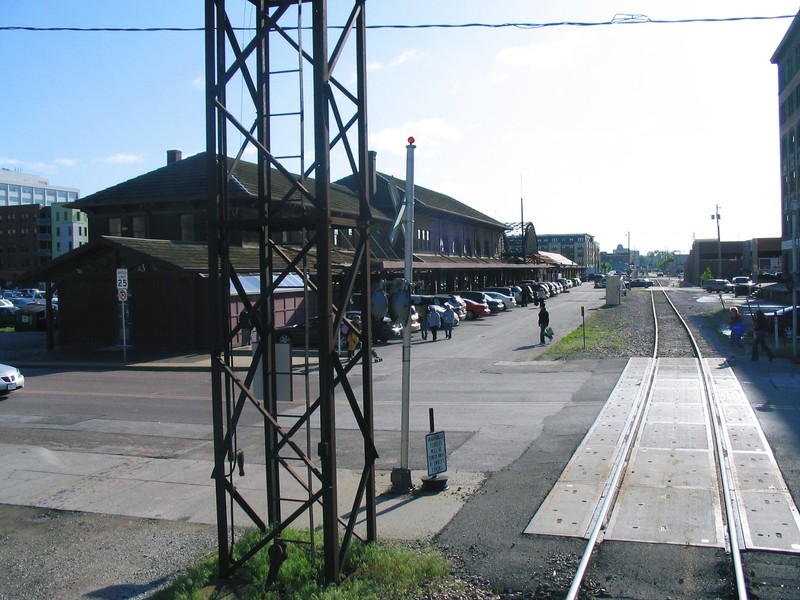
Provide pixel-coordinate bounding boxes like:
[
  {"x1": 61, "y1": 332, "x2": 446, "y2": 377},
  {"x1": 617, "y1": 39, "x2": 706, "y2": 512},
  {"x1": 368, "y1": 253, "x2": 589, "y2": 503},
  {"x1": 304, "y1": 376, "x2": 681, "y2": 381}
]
[{"x1": 712, "y1": 205, "x2": 722, "y2": 278}]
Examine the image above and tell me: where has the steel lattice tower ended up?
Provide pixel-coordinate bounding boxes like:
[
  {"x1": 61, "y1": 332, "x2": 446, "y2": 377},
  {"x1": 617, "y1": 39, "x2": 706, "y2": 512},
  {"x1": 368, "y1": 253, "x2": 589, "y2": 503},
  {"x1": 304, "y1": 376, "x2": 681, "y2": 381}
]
[{"x1": 205, "y1": 0, "x2": 376, "y2": 583}]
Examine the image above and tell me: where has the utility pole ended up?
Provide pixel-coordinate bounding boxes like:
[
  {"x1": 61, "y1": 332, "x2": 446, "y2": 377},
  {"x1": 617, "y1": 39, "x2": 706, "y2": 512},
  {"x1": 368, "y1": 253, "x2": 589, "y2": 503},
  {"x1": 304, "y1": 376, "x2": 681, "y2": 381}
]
[
  {"x1": 791, "y1": 199, "x2": 798, "y2": 360},
  {"x1": 627, "y1": 231, "x2": 631, "y2": 276},
  {"x1": 392, "y1": 137, "x2": 416, "y2": 493},
  {"x1": 712, "y1": 205, "x2": 722, "y2": 278},
  {"x1": 520, "y1": 195, "x2": 525, "y2": 264}
]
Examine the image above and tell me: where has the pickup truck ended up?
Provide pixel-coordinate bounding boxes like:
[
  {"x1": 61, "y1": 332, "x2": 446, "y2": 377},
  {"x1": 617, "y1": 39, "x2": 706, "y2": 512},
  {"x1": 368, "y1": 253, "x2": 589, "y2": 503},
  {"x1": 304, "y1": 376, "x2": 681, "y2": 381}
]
[{"x1": 703, "y1": 279, "x2": 734, "y2": 293}]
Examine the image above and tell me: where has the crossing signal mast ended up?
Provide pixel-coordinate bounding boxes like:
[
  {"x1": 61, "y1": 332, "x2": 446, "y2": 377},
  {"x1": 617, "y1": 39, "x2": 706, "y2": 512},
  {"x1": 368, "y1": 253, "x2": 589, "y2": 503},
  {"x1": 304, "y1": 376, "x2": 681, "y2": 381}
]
[{"x1": 205, "y1": 0, "x2": 376, "y2": 584}]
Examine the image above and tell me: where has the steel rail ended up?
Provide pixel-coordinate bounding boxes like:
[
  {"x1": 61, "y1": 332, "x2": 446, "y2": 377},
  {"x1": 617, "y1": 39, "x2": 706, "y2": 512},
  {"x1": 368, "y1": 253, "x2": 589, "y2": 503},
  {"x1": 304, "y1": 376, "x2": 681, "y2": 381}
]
[
  {"x1": 658, "y1": 290, "x2": 748, "y2": 600},
  {"x1": 565, "y1": 292, "x2": 661, "y2": 600},
  {"x1": 566, "y1": 288, "x2": 747, "y2": 600}
]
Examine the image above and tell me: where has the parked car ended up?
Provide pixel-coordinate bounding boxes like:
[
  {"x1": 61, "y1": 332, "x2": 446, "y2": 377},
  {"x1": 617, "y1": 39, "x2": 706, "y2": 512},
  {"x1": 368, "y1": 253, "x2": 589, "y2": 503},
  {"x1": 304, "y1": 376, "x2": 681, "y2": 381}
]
[
  {"x1": 767, "y1": 306, "x2": 798, "y2": 338},
  {"x1": 0, "y1": 363, "x2": 24, "y2": 395},
  {"x1": 0, "y1": 306, "x2": 19, "y2": 328},
  {"x1": 482, "y1": 290, "x2": 515, "y2": 310},
  {"x1": 345, "y1": 311, "x2": 403, "y2": 342},
  {"x1": 275, "y1": 316, "x2": 328, "y2": 347},
  {"x1": 704, "y1": 279, "x2": 734, "y2": 293},
  {"x1": 529, "y1": 283, "x2": 550, "y2": 302},
  {"x1": 630, "y1": 278, "x2": 654, "y2": 288},
  {"x1": 594, "y1": 277, "x2": 607, "y2": 289},
  {"x1": 460, "y1": 297, "x2": 491, "y2": 320},
  {"x1": 275, "y1": 312, "x2": 401, "y2": 347},
  {"x1": 4, "y1": 293, "x2": 43, "y2": 308},
  {"x1": 454, "y1": 290, "x2": 502, "y2": 313},
  {"x1": 484, "y1": 286, "x2": 519, "y2": 303},
  {"x1": 731, "y1": 276, "x2": 757, "y2": 297},
  {"x1": 431, "y1": 294, "x2": 467, "y2": 321}
]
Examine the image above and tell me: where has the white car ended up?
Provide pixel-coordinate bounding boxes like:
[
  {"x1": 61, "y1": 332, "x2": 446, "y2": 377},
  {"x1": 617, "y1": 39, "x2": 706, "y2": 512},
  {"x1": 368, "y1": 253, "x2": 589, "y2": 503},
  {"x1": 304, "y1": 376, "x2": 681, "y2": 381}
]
[
  {"x1": 482, "y1": 290, "x2": 516, "y2": 310},
  {"x1": 0, "y1": 363, "x2": 24, "y2": 395}
]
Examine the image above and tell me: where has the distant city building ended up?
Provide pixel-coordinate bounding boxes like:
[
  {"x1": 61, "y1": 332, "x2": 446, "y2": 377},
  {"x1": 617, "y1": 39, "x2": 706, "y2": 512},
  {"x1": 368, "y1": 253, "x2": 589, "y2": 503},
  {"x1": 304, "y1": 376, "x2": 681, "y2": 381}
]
[
  {"x1": 599, "y1": 244, "x2": 640, "y2": 274},
  {"x1": 0, "y1": 169, "x2": 79, "y2": 207},
  {"x1": 772, "y1": 15, "x2": 800, "y2": 280},
  {"x1": 46, "y1": 203, "x2": 90, "y2": 259},
  {"x1": 0, "y1": 170, "x2": 83, "y2": 282},
  {"x1": 536, "y1": 233, "x2": 599, "y2": 270}
]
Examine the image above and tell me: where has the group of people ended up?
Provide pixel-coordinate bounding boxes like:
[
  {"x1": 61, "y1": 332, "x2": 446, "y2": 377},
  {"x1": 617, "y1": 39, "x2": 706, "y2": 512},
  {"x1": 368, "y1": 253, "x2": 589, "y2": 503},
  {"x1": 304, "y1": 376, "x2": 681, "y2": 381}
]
[
  {"x1": 728, "y1": 306, "x2": 774, "y2": 361},
  {"x1": 421, "y1": 304, "x2": 456, "y2": 341}
]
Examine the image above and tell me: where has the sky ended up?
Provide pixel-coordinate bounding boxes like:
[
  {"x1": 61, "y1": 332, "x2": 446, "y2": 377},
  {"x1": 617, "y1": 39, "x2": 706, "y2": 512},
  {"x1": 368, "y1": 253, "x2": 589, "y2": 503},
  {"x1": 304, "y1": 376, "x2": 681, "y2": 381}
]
[{"x1": 3, "y1": 1, "x2": 800, "y2": 255}]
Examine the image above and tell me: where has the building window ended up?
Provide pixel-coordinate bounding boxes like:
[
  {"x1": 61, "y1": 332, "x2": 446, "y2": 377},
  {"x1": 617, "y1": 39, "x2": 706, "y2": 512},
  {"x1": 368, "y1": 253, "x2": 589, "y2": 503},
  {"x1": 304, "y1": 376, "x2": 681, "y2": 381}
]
[
  {"x1": 132, "y1": 216, "x2": 146, "y2": 238},
  {"x1": 180, "y1": 214, "x2": 194, "y2": 241}
]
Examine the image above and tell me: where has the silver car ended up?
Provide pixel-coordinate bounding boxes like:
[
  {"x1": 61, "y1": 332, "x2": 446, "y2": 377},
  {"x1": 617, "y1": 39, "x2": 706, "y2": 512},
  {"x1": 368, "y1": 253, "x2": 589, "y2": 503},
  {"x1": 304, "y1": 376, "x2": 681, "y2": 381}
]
[{"x1": 0, "y1": 363, "x2": 24, "y2": 395}]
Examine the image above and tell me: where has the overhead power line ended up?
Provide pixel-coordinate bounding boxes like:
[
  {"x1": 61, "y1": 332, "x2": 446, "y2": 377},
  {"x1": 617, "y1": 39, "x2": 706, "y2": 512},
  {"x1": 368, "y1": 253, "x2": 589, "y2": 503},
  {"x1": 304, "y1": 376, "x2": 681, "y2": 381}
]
[{"x1": 0, "y1": 13, "x2": 796, "y2": 33}]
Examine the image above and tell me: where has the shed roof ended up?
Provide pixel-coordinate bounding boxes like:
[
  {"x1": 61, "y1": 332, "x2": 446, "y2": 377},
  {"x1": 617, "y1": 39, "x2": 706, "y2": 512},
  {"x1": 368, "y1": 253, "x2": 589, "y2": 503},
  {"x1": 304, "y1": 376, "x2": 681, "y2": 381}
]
[{"x1": 20, "y1": 236, "x2": 270, "y2": 283}]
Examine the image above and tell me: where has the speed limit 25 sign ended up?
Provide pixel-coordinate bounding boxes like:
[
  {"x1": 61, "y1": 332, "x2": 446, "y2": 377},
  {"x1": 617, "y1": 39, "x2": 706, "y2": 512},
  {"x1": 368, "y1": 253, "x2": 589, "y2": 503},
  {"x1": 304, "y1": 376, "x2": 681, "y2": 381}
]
[{"x1": 116, "y1": 268, "x2": 129, "y2": 290}]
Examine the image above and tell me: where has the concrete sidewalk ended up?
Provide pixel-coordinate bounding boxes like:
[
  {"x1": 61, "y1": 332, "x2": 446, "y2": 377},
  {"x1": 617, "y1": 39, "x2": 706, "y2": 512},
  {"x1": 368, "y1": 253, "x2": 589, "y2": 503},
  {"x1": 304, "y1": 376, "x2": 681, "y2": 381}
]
[{"x1": 5, "y1": 332, "x2": 305, "y2": 371}]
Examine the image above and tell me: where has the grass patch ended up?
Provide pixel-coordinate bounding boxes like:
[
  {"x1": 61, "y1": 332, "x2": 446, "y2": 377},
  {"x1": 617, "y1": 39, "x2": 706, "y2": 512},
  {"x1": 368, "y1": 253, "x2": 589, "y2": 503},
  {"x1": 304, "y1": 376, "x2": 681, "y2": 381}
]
[
  {"x1": 152, "y1": 527, "x2": 459, "y2": 600},
  {"x1": 541, "y1": 302, "x2": 631, "y2": 360}
]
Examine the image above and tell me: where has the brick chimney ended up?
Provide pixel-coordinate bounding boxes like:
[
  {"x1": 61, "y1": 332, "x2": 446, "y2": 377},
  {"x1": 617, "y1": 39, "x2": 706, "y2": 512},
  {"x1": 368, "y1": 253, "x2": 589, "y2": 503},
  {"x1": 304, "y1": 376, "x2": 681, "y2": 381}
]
[{"x1": 167, "y1": 149, "x2": 183, "y2": 165}]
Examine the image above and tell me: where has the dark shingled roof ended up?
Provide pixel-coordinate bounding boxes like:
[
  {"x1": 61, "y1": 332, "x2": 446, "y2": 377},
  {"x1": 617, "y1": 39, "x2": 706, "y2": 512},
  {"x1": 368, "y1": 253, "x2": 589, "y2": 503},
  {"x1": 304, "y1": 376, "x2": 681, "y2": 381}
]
[
  {"x1": 99, "y1": 236, "x2": 266, "y2": 271},
  {"x1": 19, "y1": 236, "x2": 272, "y2": 283},
  {"x1": 376, "y1": 173, "x2": 508, "y2": 230},
  {"x1": 70, "y1": 152, "x2": 391, "y2": 221}
]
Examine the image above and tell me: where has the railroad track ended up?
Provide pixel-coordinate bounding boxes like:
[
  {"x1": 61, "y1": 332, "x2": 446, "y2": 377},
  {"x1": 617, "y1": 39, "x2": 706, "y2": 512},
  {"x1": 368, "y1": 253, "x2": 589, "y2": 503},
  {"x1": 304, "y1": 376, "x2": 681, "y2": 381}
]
[{"x1": 527, "y1": 287, "x2": 800, "y2": 599}]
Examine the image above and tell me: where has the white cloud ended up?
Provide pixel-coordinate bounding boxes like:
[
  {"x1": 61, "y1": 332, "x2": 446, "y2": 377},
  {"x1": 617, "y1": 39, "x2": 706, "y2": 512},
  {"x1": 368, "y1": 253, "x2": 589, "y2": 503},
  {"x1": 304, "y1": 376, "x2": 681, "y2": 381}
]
[
  {"x1": 371, "y1": 118, "x2": 462, "y2": 156},
  {"x1": 54, "y1": 158, "x2": 78, "y2": 168},
  {"x1": 368, "y1": 49, "x2": 426, "y2": 71},
  {"x1": 495, "y1": 32, "x2": 588, "y2": 71},
  {"x1": 192, "y1": 76, "x2": 204, "y2": 91},
  {"x1": 96, "y1": 154, "x2": 143, "y2": 165},
  {"x1": 0, "y1": 157, "x2": 77, "y2": 174}
]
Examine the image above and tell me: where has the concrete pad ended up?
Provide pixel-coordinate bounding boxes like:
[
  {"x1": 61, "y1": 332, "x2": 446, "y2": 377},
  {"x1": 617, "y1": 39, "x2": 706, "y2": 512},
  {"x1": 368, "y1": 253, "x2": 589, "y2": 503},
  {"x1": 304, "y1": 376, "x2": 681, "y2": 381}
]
[
  {"x1": 637, "y1": 422, "x2": 711, "y2": 450},
  {"x1": 738, "y1": 490, "x2": 800, "y2": 552},
  {"x1": 705, "y1": 358, "x2": 800, "y2": 554},
  {"x1": 731, "y1": 452, "x2": 789, "y2": 491},
  {"x1": 726, "y1": 425, "x2": 768, "y2": 453},
  {"x1": 624, "y1": 447, "x2": 716, "y2": 489},
  {"x1": 524, "y1": 482, "x2": 606, "y2": 537},
  {"x1": 645, "y1": 402, "x2": 707, "y2": 423},
  {"x1": 604, "y1": 485, "x2": 724, "y2": 547}
]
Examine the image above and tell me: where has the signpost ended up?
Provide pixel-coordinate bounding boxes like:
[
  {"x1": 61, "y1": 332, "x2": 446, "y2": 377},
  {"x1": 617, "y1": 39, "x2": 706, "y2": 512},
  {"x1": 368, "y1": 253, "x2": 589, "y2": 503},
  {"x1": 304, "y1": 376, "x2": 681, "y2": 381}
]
[
  {"x1": 116, "y1": 268, "x2": 128, "y2": 363},
  {"x1": 421, "y1": 407, "x2": 448, "y2": 491}
]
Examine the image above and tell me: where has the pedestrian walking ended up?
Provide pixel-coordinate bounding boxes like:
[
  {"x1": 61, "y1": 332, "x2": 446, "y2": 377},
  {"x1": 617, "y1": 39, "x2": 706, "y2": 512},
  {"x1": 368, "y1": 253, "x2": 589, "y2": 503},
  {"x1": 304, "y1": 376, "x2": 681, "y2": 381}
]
[
  {"x1": 538, "y1": 302, "x2": 550, "y2": 344},
  {"x1": 238, "y1": 308, "x2": 252, "y2": 347},
  {"x1": 420, "y1": 308, "x2": 429, "y2": 340},
  {"x1": 442, "y1": 303, "x2": 456, "y2": 339},
  {"x1": 347, "y1": 315, "x2": 362, "y2": 360},
  {"x1": 728, "y1": 306, "x2": 746, "y2": 353},
  {"x1": 427, "y1": 306, "x2": 442, "y2": 341},
  {"x1": 536, "y1": 286, "x2": 546, "y2": 307},
  {"x1": 520, "y1": 286, "x2": 530, "y2": 307},
  {"x1": 751, "y1": 309, "x2": 774, "y2": 362}
]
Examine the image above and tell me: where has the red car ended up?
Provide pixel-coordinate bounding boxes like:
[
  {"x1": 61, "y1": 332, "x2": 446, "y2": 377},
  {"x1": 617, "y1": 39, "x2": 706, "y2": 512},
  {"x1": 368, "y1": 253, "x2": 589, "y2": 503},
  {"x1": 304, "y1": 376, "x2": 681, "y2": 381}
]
[{"x1": 461, "y1": 298, "x2": 491, "y2": 320}]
